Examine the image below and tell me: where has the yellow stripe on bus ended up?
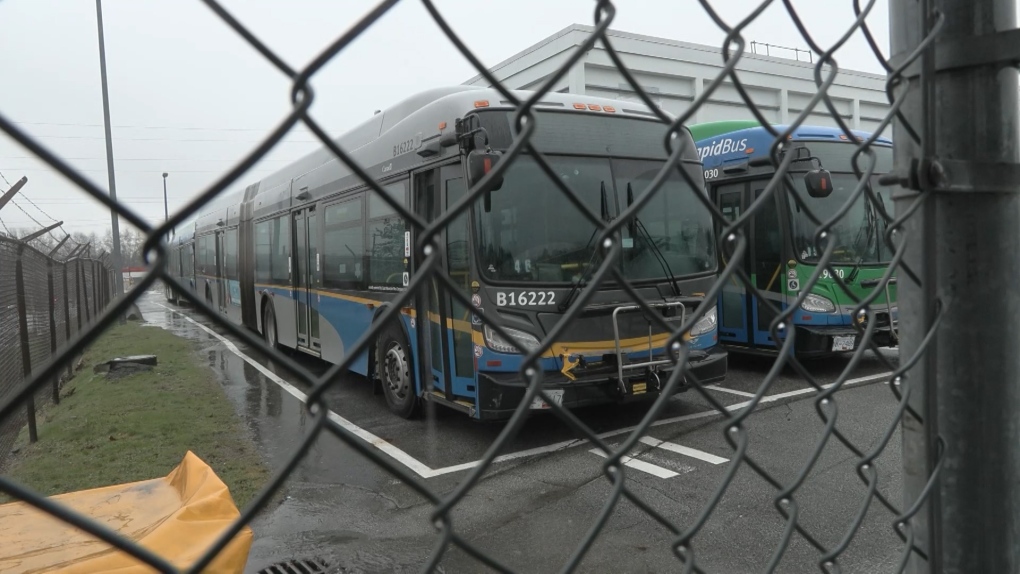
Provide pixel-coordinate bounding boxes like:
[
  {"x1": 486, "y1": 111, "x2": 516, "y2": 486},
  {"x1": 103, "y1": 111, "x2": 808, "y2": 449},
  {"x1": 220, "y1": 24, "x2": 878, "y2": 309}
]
[{"x1": 254, "y1": 284, "x2": 688, "y2": 358}]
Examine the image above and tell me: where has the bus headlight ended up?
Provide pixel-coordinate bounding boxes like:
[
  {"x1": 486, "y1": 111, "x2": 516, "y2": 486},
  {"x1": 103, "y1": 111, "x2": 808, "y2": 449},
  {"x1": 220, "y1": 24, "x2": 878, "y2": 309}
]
[
  {"x1": 801, "y1": 293, "x2": 836, "y2": 313},
  {"x1": 484, "y1": 325, "x2": 541, "y2": 354},
  {"x1": 689, "y1": 307, "x2": 718, "y2": 336}
]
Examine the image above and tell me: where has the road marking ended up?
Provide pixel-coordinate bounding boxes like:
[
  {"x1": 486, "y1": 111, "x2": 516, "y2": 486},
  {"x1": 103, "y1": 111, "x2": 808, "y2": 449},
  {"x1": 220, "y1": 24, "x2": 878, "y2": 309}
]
[
  {"x1": 151, "y1": 299, "x2": 892, "y2": 480},
  {"x1": 588, "y1": 448, "x2": 679, "y2": 479},
  {"x1": 153, "y1": 302, "x2": 438, "y2": 479},
  {"x1": 639, "y1": 437, "x2": 729, "y2": 465},
  {"x1": 705, "y1": 384, "x2": 757, "y2": 398}
]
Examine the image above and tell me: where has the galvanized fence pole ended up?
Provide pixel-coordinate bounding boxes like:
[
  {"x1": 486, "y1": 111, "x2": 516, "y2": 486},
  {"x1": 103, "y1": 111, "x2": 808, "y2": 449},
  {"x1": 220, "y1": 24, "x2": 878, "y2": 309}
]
[
  {"x1": 79, "y1": 261, "x2": 91, "y2": 326},
  {"x1": 62, "y1": 262, "x2": 72, "y2": 381},
  {"x1": 14, "y1": 246, "x2": 37, "y2": 444},
  {"x1": 46, "y1": 258, "x2": 58, "y2": 405},
  {"x1": 892, "y1": 0, "x2": 1020, "y2": 572},
  {"x1": 74, "y1": 261, "x2": 83, "y2": 332}
]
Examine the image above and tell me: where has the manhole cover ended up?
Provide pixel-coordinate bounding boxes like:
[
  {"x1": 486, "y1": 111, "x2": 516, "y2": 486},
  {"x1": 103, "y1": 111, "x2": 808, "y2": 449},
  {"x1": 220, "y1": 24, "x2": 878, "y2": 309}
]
[{"x1": 256, "y1": 557, "x2": 331, "y2": 574}]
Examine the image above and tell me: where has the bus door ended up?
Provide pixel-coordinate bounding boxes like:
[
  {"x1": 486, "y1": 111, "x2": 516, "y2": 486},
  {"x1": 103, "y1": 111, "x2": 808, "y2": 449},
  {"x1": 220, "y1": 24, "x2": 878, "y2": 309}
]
[
  {"x1": 715, "y1": 184, "x2": 750, "y2": 345},
  {"x1": 751, "y1": 185, "x2": 783, "y2": 348},
  {"x1": 215, "y1": 230, "x2": 226, "y2": 312},
  {"x1": 293, "y1": 206, "x2": 321, "y2": 354},
  {"x1": 413, "y1": 165, "x2": 476, "y2": 404}
]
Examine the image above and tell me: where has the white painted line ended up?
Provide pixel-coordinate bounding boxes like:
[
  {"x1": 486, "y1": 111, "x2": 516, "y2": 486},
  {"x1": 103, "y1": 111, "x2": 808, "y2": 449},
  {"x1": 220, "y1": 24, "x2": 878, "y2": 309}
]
[
  {"x1": 153, "y1": 303, "x2": 438, "y2": 479},
  {"x1": 639, "y1": 437, "x2": 729, "y2": 465},
  {"x1": 153, "y1": 301, "x2": 892, "y2": 479},
  {"x1": 425, "y1": 371, "x2": 893, "y2": 476},
  {"x1": 427, "y1": 439, "x2": 587, "y2": 478},
  {"x1": 705, "y1": 384, "x2": 757, "y2": 398},
  {"x1": 588, "y1": 448, "x2": 679, "y2": 479}
]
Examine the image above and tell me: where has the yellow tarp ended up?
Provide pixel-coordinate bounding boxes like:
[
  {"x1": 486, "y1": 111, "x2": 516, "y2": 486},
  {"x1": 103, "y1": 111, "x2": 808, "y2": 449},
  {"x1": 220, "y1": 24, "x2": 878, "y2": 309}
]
[{"x1": 0, "y1": 451, "x2": 253, "y2": 573}]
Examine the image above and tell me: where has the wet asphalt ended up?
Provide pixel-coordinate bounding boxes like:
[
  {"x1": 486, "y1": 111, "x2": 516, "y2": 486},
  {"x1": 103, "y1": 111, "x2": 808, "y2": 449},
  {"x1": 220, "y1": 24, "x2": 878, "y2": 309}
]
[{"x1": 137, "y1": 291, "x2": 905, "y2": 574}]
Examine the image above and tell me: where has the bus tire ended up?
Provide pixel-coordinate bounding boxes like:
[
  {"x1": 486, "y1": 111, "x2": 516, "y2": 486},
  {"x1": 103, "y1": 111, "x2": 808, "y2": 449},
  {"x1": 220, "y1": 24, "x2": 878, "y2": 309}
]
[
  {"x1": 376, "y1": 322, "x2": 419, "y2": 419},
  {"x1": 262, "y1": 302, "x2": 279, "y2": 351}
]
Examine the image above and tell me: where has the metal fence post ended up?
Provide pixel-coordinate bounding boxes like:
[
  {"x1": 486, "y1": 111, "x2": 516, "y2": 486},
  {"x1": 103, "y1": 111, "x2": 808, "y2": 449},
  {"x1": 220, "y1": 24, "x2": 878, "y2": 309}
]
[
  {"x1": 81, "y1": 262, "x2": 91, "y2": 326},
  {"x1": 891, "y1": 0, "x2": 1020, "y2": 572},
  {"x1": 46, "y1": 258, "x2": 59, "y2": 405},
  {"x1": 14, "y1": 246, "x2": 37, "y2": 444},
  {"x1": 62, "y1": 262, "x2": 72, "y2": 381},
  {"x1": 74, "y1": 261, "x2": 83, "y2": 332}
]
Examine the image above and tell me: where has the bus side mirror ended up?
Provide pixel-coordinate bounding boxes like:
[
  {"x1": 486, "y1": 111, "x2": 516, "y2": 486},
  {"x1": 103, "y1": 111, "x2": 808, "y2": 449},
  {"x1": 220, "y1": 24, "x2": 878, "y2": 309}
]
[
  {"x1": 804, "y1": 169, "x2": 833, "y2": 198},
  {"x1": 467, "y1": 149, "x2": 504, "y2": 213}
]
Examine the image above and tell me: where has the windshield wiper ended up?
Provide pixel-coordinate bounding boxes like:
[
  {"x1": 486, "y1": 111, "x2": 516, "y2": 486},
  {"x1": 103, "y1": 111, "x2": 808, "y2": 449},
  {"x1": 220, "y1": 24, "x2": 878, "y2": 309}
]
[
  {"x1": 558, "y1": 181, "x2": 611, "y2": 312},
  {"x1": 846, "y1": 191, "x2": 878, "y2": 284},
  {"x1": 627, "y1": 182, "x2": 681, "y2": 296}
]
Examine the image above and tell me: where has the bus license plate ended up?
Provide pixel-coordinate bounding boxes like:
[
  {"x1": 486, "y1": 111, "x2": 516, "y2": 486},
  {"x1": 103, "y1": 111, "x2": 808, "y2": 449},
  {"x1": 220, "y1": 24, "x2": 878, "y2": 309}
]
[
  {"x1": 530, "y1": 389, "x2": 564, "y2": 410},
  {"x1": 832, "y1": 335, "x2": 855, "y2": 352}
]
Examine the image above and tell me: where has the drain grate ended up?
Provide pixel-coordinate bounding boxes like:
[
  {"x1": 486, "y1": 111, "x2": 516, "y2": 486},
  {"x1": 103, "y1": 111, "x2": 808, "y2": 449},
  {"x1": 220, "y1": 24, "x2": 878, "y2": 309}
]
[{"x1": 256, "y1": 557, "x2": 331, "y2": 574}]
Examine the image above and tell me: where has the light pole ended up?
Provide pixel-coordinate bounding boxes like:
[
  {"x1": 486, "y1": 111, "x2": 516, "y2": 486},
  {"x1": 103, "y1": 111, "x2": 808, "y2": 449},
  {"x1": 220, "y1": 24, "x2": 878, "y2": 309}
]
[
  {"x1": 162, "y1": 172, "x2": 168, "y2": 221},
  {"x1": 95, "y1": 0, "x2": 123, "y2": 303}
]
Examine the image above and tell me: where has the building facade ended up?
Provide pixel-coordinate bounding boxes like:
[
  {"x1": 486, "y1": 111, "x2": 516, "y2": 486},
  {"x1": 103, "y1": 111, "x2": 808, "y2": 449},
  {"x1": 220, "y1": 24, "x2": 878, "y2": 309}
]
[{"x1": 464, "y1": 24, "x2": 891, "y2": 136}]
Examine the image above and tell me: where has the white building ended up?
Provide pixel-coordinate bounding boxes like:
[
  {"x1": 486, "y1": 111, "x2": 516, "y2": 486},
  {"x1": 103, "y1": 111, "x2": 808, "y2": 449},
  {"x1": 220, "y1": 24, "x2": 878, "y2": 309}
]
[{"x1": 464, "y1": 24, "x2": 891, "y2": 136}]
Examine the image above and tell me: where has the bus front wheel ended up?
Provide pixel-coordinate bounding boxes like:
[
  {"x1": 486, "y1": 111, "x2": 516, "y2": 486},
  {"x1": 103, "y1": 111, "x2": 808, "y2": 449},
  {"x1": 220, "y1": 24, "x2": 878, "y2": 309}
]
[{"x1": 376, "y1": 323, "x2": 420, "y2": 419}]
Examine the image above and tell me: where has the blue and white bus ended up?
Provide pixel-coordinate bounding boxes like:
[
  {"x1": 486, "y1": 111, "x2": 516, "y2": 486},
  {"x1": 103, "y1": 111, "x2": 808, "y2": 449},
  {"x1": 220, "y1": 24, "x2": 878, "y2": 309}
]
[
  {"x1": 165, "y1": 86, "x2": 727, "y2": 420},
  {"x1": 690, "y1": 120, "x2": 899, "y2": 357}
]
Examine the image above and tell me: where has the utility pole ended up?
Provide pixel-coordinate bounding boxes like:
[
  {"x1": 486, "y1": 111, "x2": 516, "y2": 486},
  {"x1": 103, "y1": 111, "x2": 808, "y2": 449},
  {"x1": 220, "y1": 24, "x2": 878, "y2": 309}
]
[
  {"x1": 162, "y1": 172, "x2": 169, "y2": 222},
  {"x1": 95, "y1": 0, "x2": 123, "y2": 305}
]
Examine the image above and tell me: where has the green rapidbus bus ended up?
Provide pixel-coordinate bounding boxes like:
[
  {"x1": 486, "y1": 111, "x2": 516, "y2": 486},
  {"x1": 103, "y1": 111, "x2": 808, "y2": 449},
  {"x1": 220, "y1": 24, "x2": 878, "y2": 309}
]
[
  {"x1": 164, "y1": 86, "x2": 728, "y2": 420},
  {"x1": 691, "y1": 120, "x2": 898, "y2": 357}
]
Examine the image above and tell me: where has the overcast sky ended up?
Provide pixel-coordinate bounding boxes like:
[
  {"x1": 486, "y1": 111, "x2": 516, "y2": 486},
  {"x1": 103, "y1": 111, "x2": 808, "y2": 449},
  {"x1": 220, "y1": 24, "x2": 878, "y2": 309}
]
[{"x1": 0, "y1": 0, "x2": 903, "y2": 239}]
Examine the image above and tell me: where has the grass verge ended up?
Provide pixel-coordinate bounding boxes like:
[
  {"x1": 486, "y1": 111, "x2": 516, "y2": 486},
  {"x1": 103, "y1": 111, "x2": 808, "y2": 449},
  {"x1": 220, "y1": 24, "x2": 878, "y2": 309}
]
[{"x1": 1, "y1": 321, "x2": 269, "y2": 508}]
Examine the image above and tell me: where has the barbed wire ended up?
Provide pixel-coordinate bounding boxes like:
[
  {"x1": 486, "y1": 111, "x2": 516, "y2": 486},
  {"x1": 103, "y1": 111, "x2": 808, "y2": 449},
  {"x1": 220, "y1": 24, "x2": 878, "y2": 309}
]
[{"x1": 0, "y1": 1, "x2": 945, "y2": 572}]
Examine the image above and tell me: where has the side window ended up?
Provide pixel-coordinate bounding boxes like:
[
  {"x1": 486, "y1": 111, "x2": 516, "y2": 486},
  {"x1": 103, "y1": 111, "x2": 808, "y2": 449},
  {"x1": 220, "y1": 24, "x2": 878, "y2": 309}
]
[
  {"x1": 225, "y1": 228, "x2": 238, "y2": 279},
  {"x1": 270, "y1": 216, "x2": 290, "y2": 283},
  {"x1": 367, "y1": 181, "x2": 407, "y2": 287},
  {"x1": 196, "y1": 235, "x2": 207, "y2": 275},
  {"x1": 254, "y1": 216, "x2": 290, "y2": 284},
  {"x1": 255, "y1": 221, "x2": 271, "y2": 283},
  {"x1": 323, "y1": 196, "x2": 365, "y2": 289}
]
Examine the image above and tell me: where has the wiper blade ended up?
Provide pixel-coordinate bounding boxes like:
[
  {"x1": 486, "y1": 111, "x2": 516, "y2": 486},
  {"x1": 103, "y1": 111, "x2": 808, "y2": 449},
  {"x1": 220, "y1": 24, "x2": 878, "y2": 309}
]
[
  {"x1": 558, "y1": 181, "x2": 611, "y2": 312},
  {"x1": 627, "y1": 182, "x2": 681, "y2": 296},
  {"x1": 846, "y1": 191, "x2": 878, "y2": 284}
]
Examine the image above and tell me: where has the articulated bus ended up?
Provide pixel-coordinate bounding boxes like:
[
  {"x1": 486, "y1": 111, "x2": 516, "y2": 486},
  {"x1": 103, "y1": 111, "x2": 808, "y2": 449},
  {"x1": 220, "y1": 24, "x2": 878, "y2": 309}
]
[
  {"x1": 689, "y1": 120, "x2": 898, "y2": 357},
  {"x1": 164, "y1": 86, "x2": 727, "y2": 420}
]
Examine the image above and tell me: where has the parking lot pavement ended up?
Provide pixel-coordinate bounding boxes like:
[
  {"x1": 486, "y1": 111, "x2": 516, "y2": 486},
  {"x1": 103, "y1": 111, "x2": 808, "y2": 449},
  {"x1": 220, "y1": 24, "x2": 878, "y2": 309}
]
[{"x1": 138, "y1": 292, "x2": 902, "y2": 572}]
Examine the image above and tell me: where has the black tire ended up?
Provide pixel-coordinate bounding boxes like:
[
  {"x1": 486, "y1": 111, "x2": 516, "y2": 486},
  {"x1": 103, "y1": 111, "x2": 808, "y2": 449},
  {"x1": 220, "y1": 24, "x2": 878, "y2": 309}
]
[
  {"x1": 262, "y1": 302, "x2": 279, "y2": 351},
  {"x1": 376, "y1": 321, "x2": 420, "y2": 419}
]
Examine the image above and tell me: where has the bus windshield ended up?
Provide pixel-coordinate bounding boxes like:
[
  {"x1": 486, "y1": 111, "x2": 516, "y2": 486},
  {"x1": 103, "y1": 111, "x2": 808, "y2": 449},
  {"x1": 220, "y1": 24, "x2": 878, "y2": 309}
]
[
  {"x1": 787, "y1": 143, "x2": 894, "y2": 265},
  {"x1": 475, "y1": 155, "x2": 716, "y2": 284}
]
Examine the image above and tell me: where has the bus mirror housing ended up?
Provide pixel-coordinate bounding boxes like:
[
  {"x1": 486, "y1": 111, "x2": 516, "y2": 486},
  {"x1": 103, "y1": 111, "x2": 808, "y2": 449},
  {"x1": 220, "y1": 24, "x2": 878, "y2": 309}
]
[
  {"x1": 804, "y1": 168, "x2": 833, "y2": 198},
  {"x1": 467, "y1": 149, "x2": 504, "y2": 212}
]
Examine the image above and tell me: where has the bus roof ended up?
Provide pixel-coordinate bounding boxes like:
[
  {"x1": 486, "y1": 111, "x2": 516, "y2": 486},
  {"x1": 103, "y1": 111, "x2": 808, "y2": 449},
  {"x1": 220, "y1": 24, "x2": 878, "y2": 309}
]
[
  {"x1": 176, "y1": 86, "x2": 668, "y2": 233},
  {"x1": 691, "y1": 122, "x2": 893, "y2": 170}
]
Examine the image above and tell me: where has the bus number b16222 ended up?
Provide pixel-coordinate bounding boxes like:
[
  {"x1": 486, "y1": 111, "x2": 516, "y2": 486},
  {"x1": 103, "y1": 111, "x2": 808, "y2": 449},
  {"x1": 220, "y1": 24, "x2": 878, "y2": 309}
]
[{"x1": 496, "y1": 291, "x2": 556, "y2": 307}]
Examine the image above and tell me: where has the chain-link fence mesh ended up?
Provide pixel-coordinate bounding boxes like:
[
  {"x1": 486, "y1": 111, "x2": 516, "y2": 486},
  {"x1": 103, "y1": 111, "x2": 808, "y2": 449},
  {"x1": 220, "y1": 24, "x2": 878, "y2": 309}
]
[
  {"x1": 1, "y1": 0, "x2": 1011, "y2": 571},
  {"x1": 0, "y1": 236, "x2": 112, "y2": 471}
]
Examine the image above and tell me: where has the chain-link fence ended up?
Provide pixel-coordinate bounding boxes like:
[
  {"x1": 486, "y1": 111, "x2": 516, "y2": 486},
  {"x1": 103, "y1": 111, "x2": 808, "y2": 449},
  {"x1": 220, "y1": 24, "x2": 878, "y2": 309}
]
[
  {"x1": 0, "y1": 0, "x2": 1016, "y2": 572},
  {"x1": 0, "y1": 235, "x2": 114, "y2": 469}
]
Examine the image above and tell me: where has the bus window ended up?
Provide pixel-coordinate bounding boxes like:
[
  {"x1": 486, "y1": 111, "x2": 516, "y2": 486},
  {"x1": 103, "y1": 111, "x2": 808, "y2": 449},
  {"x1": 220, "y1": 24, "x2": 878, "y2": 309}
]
[
  {"x1": 255, "y1": 220, "x2": 271, "y2": 284},
  {"x1": 225, "y1": 229, "x2": 238, "y2": 279},
  {"x1": 269, "y1": 217, "x2": 290, "y2": 284},
  {"x1": 324, "y1": 196, "x2": 365, "y2": 289},
  {"x1": 368, "y1": 181, "x2": 407, "y2": 287}
]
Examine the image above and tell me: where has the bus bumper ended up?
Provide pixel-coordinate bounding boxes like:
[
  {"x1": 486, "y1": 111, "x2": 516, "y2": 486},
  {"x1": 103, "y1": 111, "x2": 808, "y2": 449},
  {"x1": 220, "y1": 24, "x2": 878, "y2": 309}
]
[{"x1": 474, "y1": 346, "x2": 728, "y2": 421}]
